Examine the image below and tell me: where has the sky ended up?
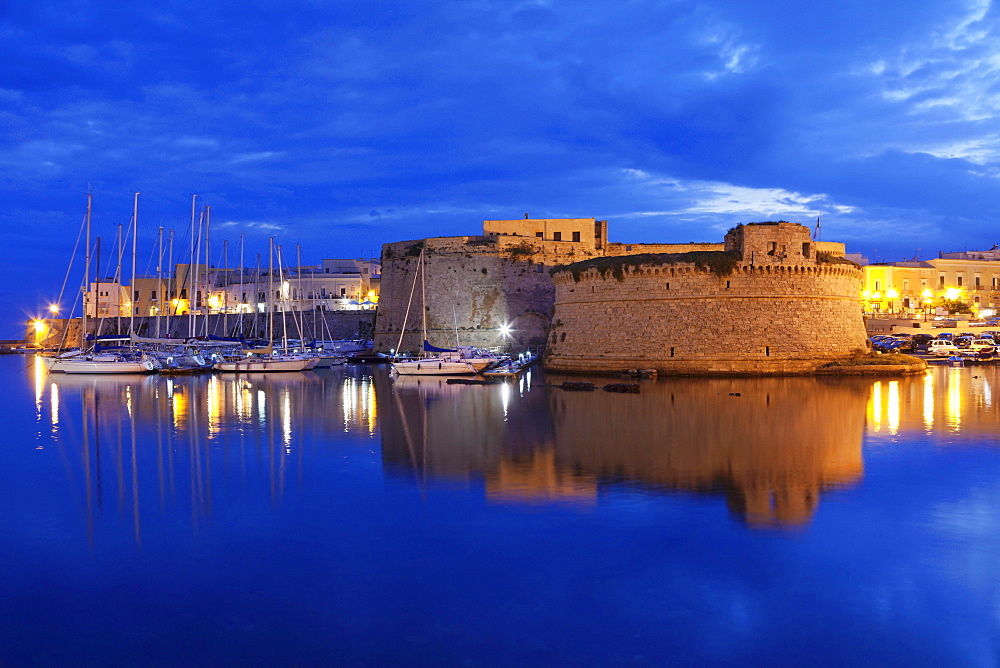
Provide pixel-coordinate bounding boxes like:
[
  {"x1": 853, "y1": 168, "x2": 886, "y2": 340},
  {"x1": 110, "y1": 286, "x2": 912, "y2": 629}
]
[{"x1": 3, "y1": 0, "x2": 1000, "y2": 335}]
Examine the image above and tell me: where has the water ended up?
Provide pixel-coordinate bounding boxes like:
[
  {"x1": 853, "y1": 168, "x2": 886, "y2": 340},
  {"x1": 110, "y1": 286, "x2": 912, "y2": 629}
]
[{"x1": 2, "y1": 357, "x2": 999, "y2": 665}]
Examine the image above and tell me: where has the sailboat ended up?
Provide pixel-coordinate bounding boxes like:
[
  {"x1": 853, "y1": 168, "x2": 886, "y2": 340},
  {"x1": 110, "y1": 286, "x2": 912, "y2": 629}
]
[
  {"x1": 41, "y1": 194, "x2": 157, "y2": 374},
  {"x1": 213, "y1": 238, "x2": 310, "y2": 372},
  {"x1": 390, "y1": 249, "x2": 480, "y2": 376}
]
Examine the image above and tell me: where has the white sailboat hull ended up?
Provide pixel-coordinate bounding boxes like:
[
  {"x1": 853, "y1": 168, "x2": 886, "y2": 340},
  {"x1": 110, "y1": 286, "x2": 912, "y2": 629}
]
[
  {"x1": 213, "y1": 357, "x2": 311, "y2": 372},
  {"x1": 391, "y1": 358, "x2": 479, "y2": 376},
  {"x1": 40, "y1": 354, "x2": 156, "y2": 374}
]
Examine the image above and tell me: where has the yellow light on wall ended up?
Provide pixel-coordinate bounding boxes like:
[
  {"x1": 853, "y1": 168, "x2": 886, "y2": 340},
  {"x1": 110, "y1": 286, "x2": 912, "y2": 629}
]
[
  {"x1": 886, "y1": 289, "x2": 899, "y2": 299},
  {"x1": 944, "y1": 287, "x2": 962, "y2": 300},
  {"x1": 922, "y1": 289, "x2": 933, "y2": 300}
]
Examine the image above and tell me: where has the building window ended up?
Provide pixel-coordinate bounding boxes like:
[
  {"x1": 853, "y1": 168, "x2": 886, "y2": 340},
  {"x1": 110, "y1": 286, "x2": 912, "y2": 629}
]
[
  {"x1": 939, "y1": 275, "x2": 945, "y2": 287},
  {"x1": 875, "y1": 281, "x2": 881, "y2": 291},
  {"x1": 341, "y1": 288, "x2": 346, "y2": 296},
  {"x1": 958, "y1": 276, "x2": 963, "y2": 286},
  {"x1": 151, "y1": 291, "x2": 157, "y2": 300},
  {"x1": 553, "y1": 232, "x2": 562, "y2": 241},
  {"x1": 976, "y1": 276, "x2": 981, "y2": 288},
  {"x1": 802, "y1": 242, "x2": 811, "y2": 258},
  {"x1": 572, "y1": 231, "x2": 581, "y2": 242},
  {"x1": 902, "y1": 281, "x2": 909, "y2": 292},
  {"x1": 535, "y1": 232, "x2": 543, "y2": 238}
]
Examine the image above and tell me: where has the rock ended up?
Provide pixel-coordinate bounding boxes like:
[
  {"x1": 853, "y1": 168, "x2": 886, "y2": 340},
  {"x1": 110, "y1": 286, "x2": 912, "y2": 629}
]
[
  {"x1": 560, "y1": 381, "x2": 596, "y2": 391},
  {"x1": 603, "y1": 383, "x2": 640, "y2": 393}
]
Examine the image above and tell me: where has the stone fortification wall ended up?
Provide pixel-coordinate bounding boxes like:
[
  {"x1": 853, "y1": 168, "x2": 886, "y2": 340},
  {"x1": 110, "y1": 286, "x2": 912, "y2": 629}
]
[
  {"x1": 375, "y1": 236, "x2": 572, "y2": 354},
  {"x1": 545, "y1": 223, "x2": 867, "y2": 375},
  {"x1": 605, "y1": 241, "x2": 723, "y2": 255}
]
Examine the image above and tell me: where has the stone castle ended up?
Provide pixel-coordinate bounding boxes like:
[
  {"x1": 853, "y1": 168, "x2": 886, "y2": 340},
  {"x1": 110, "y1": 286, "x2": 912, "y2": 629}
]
[
  {"x1": 375, "y1": 219, "x2": 867, "y2": 374},
  {"x1": 547, "y1": 222, "x2": 867, "y2": 374}
]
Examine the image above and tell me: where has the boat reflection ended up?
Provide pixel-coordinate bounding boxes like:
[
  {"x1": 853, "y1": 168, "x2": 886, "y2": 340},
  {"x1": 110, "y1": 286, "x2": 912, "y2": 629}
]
[{"x1": 32, "y1": 358, "x2": 379, "y2": 545}]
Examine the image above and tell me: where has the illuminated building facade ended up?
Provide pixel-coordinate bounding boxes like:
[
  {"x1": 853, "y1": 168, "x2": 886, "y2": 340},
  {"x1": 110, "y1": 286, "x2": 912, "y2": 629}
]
[{"x1": 862, "y1": 251, "x2": 1000, "y2": 316}]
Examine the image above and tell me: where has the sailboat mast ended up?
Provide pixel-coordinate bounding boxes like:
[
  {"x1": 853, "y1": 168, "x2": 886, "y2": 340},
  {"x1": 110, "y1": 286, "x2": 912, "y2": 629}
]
[
  {"x1": 420, "y1": 249, "x2": 427, "y2": 348},
  {"x1": 268, "y1": 237, "x2": 274, "y2": 345},
  {"x1": 129, "y1": 192, "x2": 139, "y2": 338},
  {"x1": 156, "y1": 226, "x2": 163, "y2": 339},
  {"x1": 222, "y1": 238, "x2": 229, "y2": 338},
  {"x1": 203, "y1": 205, "x2": 211, "y2": 337},
  {"x1": 188, "y1": 194, "x2": 197, "y2": 338},
  {"x1": 82, "y1": 192, "x2": 91, "y2": 349},
  {"x1": 166, "y1": 230, "x2": 174, "y2": 334},
  {"x1": 237, "y1": 234, "x2": 245, "y2": 338}
]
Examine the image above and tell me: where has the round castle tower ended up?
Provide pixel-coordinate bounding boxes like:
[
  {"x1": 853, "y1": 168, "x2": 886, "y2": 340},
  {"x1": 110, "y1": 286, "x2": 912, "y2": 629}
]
[{"x1": 545, "y1": 222, "x2": 868, "y2": 375}]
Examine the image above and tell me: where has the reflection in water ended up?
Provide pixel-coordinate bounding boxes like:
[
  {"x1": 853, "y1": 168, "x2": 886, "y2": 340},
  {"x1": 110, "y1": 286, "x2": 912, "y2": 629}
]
[
  {"x1": 867, "y1": 366, "x2": 1000, "y2": 438},
  {"x1": 32, "y1": 358, "x2": 1000, "y2": 540},
  {"x1": 382, "y1": 372, "x2": 871, "y2": 527},
  {"x1": 32, "y1": 359, "x2": 380, "y2": 545}
]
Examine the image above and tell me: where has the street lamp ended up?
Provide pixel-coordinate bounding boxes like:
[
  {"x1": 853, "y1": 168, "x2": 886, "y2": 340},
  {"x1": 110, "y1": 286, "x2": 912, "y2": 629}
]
[
  {"x1": 886, "y1": 289, "x2": 899, "y2": 315},
  {"x1": 922, "y1": 289, "x2": 933, "y2": 321}
]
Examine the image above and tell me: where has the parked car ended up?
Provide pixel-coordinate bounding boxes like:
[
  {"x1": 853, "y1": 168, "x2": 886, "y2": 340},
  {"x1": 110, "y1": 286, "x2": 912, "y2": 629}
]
[
  {"x1": 928, "y1": 340, "x2": 961, "y2": 356},
  {"x1": 933, "y1": 319, "x2": 959, "y2": 328},
  {"x1": 968, "y1": 339, "x2": 997, "y2": 352}
]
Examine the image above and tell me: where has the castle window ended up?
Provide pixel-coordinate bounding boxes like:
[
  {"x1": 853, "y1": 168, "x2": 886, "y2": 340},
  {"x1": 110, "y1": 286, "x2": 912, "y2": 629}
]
[
  {"x1": 572, "y1": 231, "x2": 581, "y2": 242},
  {"x1": 726, "y1": 281, "x2": 731, "y2": 289},
  {"x1": 665, "y1": 282, "x2": 670, "y2": 290},
  {"x1": 802, "y1": 242, "x2": 811, "y2": 258},
  {"x1": 768, "y1": 242, "x2": 777, "y2": 256},
  {"x1": 765, "y1": 346, "x2": 771, "y2": 357},
  {"x1": 553, "y1": 232, "x2": 562, "y2": 241},
  {"x1": 670, "y1": 347, "x2": 675, "y2": 357}
]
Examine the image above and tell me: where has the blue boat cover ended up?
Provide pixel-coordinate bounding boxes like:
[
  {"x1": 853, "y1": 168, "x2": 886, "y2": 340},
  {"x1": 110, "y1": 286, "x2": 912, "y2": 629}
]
[{"x1": 423, "y1": 340, "x2": 458, "y2": 353}]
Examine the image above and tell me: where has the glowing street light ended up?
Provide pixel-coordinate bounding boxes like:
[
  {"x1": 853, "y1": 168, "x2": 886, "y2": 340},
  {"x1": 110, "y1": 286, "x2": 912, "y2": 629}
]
[{"x1": 48, "y1": 303, "x2": 60, "y2": 315}]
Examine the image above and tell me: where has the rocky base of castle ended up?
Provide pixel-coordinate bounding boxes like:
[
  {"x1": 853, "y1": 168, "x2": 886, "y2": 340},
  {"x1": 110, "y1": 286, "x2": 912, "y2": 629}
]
[{"x1": 544, "y1": 353, "x2": 928, "y2": 377}]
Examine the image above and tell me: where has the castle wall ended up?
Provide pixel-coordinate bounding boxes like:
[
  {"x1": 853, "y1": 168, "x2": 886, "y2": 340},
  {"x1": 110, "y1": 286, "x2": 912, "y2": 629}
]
[
  {"x1": 375, "y1": 236, "x2": 581, "y2": 354},
  {"x1": 545, "y1": 224, "x2": 867, "y2": 375}
]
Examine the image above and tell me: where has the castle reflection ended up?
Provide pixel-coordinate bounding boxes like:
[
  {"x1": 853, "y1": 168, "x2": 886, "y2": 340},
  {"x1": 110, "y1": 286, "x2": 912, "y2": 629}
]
[{"x1": 381, "y1": 372, "x2": 870, "y2": 527}]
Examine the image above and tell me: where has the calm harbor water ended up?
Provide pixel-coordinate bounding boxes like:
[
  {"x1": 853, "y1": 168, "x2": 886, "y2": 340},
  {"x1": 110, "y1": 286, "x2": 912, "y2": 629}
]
[{"x1": 2, "y1": 356, "x2": 999, "y2": 665}]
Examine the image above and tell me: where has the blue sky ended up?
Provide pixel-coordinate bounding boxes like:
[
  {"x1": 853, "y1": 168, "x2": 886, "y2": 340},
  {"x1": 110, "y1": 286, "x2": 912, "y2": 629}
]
[{"x1": 3, "y1": 0, "x2": 1000, "y2": 334}]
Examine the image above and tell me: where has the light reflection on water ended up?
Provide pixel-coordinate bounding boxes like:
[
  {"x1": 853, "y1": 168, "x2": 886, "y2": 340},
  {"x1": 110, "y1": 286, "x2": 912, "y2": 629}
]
[
  {"x1": 8, "y1": 357, "x2": 1000, "y2": 664},
  {"x1": 25, "y1": 360, "x2": 1000, "y2": 534}
]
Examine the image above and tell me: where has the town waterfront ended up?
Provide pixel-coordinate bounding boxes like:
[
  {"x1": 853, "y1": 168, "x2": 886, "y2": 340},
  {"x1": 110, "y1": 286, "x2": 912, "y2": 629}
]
[{"x1": 3, "y1": 356, "x2": 1000, "y2": 665}]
